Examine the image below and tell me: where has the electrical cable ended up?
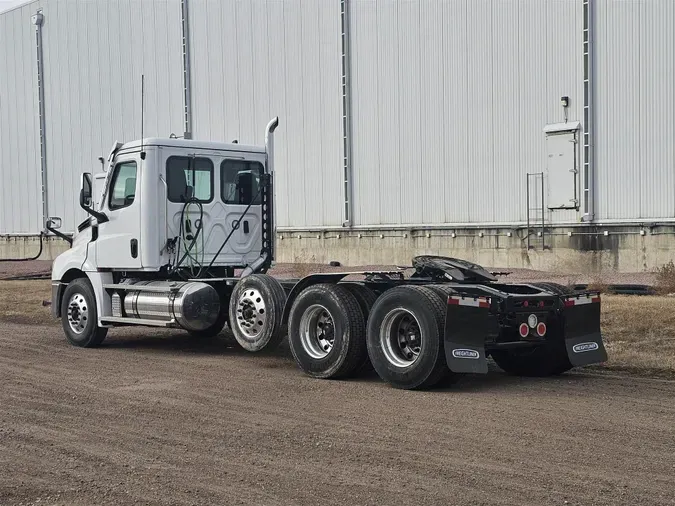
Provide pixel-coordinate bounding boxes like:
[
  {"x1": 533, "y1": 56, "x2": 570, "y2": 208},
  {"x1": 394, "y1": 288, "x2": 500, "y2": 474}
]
[
  {"x1": 205, "y1": 184, "x2": 264, "y2": 273},
  {"x1": 170, "y1": 197, "x2": 205, "y2": 278},
  {"x1": 0, "y1": 232, "x2": 44, "y2": 262}
]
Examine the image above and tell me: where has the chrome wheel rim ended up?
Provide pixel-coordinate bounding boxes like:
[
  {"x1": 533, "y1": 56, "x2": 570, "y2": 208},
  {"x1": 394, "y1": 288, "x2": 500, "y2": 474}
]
[
  {"x1": 67, "y1": 292, "x2": 89, "y2": 335},
  {"x1": 299, "y1": 304, "x2": 335, "y2": 359},
  {"x1": 235, "y1": 288, "x2": 267, "y2": 338},
  {"x1": 380, "y1": 308, "x2": 422, "y2": 367}
]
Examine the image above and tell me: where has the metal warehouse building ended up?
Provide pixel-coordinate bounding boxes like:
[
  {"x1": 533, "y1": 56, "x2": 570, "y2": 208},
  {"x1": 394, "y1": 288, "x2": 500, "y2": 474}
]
[{"x1": 1, "y1": 0, "x2": 674, "y2": 272}]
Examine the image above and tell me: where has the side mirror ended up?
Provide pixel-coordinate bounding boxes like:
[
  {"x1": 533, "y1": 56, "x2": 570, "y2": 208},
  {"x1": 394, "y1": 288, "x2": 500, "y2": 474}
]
[
  {"x1": 79, "y1": 172, "x2": 108, "y2": 223},
  {"x1": 46, "y1": 216, "x2": 72, "y2": 245},
  {"x1": 236, "y1": 172, "x2": 253, "y2": 204},
  {"x1": 80, "y1": 172, "x2": 93, "y2": 208},
  {"x1": 47, "y1": 216, "x2": 62, "y2": 230}
]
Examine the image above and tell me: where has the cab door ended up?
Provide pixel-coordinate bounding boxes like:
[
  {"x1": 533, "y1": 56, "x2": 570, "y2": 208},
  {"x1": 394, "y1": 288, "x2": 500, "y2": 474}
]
[
  {"x1": 95, "y1": 155, "x2": 142, "y2": 269},
  {"x1": 218, "y1": 158, "x2": 264, "y2": 266}
]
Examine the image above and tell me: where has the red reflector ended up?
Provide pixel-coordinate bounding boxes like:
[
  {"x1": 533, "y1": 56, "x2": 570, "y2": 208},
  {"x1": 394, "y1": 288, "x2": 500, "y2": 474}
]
[
  {"x1": 536, "y1": 322, "x2": 547, "y2": 336},
  {"x1": 523, "y1": 300, "x2": 529, "y2": 307},
  {"x1": 592, "y1": 296, "x2": 601, "y2": 303},
  {"x1": 519, "y1": 323, "x2": 529, "y2": 338},
  {"x1": 564, "y1": 299, "x2": 575, "y2": 307},
  {"x1": 448, "y1": 298, "x2": 460, "y2": 305},
  {"x1": 539, "y1": 300, "x2": 545, "y2": 308}
]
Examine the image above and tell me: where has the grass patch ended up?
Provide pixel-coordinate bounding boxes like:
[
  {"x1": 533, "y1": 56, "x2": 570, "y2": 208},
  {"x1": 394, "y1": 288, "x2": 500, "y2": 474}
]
[
  {"x1": 591, "y1": 295, "x2": 675, "y2": 378},
  {"x1": 0, "y1": 280, "x2": 53, "y2": 325}
]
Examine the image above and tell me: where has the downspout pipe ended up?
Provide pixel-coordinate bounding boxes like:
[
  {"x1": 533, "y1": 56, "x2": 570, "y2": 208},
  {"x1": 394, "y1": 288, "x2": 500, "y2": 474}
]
[
  {"x1": 180, "y1": 0, "x2": 193, "y2": 139},
  {"x1": 340, "y1": 0, "x2": 353, "y2": 227},
  {"x1": 32, "y1": 10, "x2": 48, "y2": 233}
]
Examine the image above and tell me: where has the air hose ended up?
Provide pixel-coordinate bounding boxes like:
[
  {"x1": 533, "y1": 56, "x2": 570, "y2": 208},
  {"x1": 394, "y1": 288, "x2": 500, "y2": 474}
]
[{"x1": 171, "y1": 198, "x2": 205, "y2": 277}]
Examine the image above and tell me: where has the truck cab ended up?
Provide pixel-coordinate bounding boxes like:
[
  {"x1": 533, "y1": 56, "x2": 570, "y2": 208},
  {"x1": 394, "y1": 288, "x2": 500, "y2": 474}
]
[
  {"x1": 82, "y1": 138, "x2": 268, "y2": 271},
  {"x1": 50, "y1": 118, "x2": 280, "y2": 347}
]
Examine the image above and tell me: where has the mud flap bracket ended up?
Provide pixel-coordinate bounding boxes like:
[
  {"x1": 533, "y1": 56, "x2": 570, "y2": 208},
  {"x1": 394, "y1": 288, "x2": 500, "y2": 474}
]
[{"x1": 444, "y1": 296, "x2": 497, "y2": 374}]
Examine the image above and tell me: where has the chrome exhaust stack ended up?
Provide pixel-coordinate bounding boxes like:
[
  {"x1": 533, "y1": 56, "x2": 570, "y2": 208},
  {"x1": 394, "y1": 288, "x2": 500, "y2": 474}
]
[{"x1": 241, "y1": 117, "x2": 279, "y2": 278}]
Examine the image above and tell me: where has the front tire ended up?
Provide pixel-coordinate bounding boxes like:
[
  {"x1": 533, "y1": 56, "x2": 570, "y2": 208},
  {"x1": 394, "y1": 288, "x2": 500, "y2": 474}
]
[
  {"x1": 61, "y1": 278, "x2": 108, "y2": 348},
  {"x1": 288, "y1": 284, "x2": 367, "y2": 379},
  {"x1": 366, "y1": 286, "x2": 451, "y2": 390}
]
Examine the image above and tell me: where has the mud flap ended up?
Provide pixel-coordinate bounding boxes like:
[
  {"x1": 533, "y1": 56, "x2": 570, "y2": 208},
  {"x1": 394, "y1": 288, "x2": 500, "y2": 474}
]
[
  {"x1": 562, "y1": 294, "x2": 608, "y2": 366},
  {"x1": 444, "y1": 296, "x2": 498, "y2": 374}
]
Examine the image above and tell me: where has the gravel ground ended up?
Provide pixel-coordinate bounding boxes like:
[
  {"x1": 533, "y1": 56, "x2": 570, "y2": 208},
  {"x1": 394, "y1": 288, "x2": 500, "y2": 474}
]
[{"x1": 1, "y1": 322, "x2": 675, "y2": 506}]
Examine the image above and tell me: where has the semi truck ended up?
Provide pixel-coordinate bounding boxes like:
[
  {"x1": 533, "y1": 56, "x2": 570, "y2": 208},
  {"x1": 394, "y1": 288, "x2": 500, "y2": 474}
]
[{"x1": 48, "y1": 118, "x2": 607, "y2": 390}]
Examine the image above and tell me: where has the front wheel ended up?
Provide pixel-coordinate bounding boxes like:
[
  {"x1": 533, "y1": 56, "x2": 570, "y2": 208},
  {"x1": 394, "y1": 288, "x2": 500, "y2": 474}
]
[{"x1": 60, "y1": 278, "x2": 108, "y2": 348}]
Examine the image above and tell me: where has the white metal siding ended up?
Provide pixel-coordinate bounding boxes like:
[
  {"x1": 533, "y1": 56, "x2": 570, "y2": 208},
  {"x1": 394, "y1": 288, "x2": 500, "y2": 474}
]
[
  {"x1": 0, "y1": 0, "x2": 183, "y2": 234},
  {"x1": 187, "y1": 0, "x2": 344, "y2": 229},
  {"x1": 350, "y1": 0, "x2": 584, "y2": 227},
  {"x1": 1, "y1": 0, "x2": 675, "y2": 236},
  {"x1": 0, "y1": 1, "x2": 44, "y2": 234},
  {"x1": 594, "y1": 0, "x2": 675, "y2": 221},
  {"x1": 39, "y1": 0, "x2": 184, "y2": 232}
]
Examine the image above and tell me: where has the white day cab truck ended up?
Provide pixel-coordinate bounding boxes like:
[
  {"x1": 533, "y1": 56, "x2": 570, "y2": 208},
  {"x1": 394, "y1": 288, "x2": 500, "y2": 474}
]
[{"x1": 48, "y1": 118, "x2": 608, "y2": 390}]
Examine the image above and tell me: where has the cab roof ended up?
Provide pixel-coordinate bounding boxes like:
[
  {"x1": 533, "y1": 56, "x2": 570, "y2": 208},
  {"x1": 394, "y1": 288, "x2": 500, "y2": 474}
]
[{"x1": 119, "y1": 137, "x2": 266, "y2": 154}]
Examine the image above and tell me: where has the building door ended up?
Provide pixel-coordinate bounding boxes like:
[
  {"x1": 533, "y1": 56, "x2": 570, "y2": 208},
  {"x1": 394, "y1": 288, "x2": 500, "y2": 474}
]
[{"x1": 545, "y1": 123, "x2": 580, "y2": 210}]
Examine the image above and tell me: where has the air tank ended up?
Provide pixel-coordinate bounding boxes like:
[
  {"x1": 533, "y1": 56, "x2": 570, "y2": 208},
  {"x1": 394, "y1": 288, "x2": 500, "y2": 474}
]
[{"x1": 122, "y1": 281, "x2": 221, "y2": 332}]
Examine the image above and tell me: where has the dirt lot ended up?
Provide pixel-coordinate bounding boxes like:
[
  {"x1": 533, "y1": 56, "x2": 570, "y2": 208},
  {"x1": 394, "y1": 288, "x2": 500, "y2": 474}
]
[{"x1": 1, "y1": 280, "x2": 675, "y2": 505}]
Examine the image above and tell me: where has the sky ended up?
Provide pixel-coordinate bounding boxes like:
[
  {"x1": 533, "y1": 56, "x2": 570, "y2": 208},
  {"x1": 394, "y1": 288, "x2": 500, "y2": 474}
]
[{"x1": 0, "y1": 0, "x2": 28, "y2": 14}]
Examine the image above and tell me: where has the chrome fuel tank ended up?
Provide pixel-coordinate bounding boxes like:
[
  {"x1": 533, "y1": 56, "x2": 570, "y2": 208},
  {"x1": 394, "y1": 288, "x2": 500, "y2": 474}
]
[{"x1": 123, "y1": 281, "x2": 220, "y2": 331}]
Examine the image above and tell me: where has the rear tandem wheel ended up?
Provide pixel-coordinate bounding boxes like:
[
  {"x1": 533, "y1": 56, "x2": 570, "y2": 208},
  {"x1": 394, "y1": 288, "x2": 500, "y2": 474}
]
[
  {"x1": 366, "y1": 286, "x2": 454, "y2": 390},
  {"x1": 287, "y1": 283, "x2": 368, "y2": 379}
]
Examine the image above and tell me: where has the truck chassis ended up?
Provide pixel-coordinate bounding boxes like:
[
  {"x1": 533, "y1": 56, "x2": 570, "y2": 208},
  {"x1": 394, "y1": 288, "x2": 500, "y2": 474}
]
[
  {"x1": 52, "y1": 255, "x2": 607, "y2": 390},
  {"x1": 48, "y1": 118, "x2": 606, "y2": 390}
]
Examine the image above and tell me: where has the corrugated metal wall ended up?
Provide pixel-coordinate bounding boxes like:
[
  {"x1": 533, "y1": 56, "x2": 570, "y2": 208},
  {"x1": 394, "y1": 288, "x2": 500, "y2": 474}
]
[
  {"x1": 187, "y1": 0, "x2": 344, "y2": 228},
  {"x1": 350, "y1": 0, "x2": 584, "y2": 227},
  {"x1": 41, "y1": 0, "x2": 184, "y2": 231},
  {"x1": 0, "y1": 0, "x2": 674, "y2": 235},
  {"x1": 0, "y1": 0, "x2": 184, "y2": 234},
  {"x1": 594, "y1": 0, "x2": 675, "y2": 221},
  {"x1": 0, "y1": 1, "x2": 43, "y2": 234}
]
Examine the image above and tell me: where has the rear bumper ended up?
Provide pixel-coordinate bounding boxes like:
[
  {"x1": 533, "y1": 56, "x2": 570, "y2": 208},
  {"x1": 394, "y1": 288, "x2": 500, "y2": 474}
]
[{"x1": 442, "y1": 292, "x2": 607, "y2": 373}]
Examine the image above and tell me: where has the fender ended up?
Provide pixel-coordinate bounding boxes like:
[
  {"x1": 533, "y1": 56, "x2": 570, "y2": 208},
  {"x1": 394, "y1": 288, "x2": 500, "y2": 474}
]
[
  {"x1": 51, "y1": 229, "x2": 113, "y2": 324},
  {"x1": 281, "y1": 273, "x2": 354, "y2": 324}
]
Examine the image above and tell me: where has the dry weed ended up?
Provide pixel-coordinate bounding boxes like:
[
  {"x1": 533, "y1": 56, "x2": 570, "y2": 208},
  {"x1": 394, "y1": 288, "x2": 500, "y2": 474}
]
[
  {"x1": 596, "y1": 295, "x2": 675, "y2": 377},
  {"x1": 0, "y1": 280, "x2": 53, "y2": 325},
  {"x1": 655, "y1": 260, "x2": 675, "y2": 295}
]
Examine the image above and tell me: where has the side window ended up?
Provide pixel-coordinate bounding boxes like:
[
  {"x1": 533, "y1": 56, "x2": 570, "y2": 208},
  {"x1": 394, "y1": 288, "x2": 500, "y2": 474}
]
[
  {"x1": 108, "y1": 161, "x2": 137, "y2": 210},
  {"x1": 221, "y1": 160, "x2": 263, "y2": 205},
  {"x1": 166, "y1": 156, "x2": 214, "y2": 203}
]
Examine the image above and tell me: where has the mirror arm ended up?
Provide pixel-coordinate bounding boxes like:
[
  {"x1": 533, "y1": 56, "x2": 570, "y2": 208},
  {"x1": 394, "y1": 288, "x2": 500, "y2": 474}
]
[
  {"x1": 79, "y1": 193, "x2": 108, "y2": 223},
  {"x1": 46, "y1": 220, "x2": 73, "y2": 246}
]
